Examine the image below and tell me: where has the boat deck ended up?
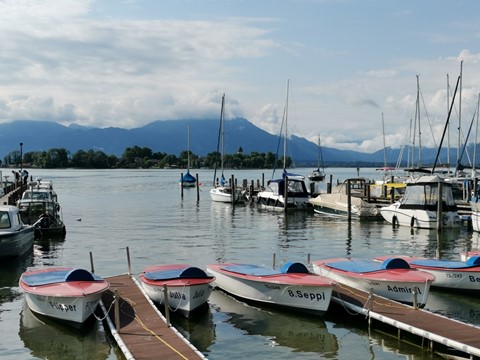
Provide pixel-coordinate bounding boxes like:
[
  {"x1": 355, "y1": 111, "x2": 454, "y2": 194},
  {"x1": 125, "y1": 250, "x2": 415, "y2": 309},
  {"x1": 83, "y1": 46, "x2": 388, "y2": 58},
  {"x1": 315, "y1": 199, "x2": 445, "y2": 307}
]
[
  {"x1": 333, "y1": 282, "x2": 480, "y2": 357},
  {"x1": 101, "y1": 274, "x2": 206, "y2": 360}
]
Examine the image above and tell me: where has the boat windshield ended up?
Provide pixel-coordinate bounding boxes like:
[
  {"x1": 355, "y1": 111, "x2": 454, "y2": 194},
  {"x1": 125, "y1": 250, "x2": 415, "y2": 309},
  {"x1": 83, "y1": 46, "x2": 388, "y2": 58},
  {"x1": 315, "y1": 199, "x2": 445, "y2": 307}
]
[
  {"x1": 23, "y1": 191, "x2": 50, "y2": 200},
  {"x1": 0, "y1": 211, "x2": 11, "y2": 229}
]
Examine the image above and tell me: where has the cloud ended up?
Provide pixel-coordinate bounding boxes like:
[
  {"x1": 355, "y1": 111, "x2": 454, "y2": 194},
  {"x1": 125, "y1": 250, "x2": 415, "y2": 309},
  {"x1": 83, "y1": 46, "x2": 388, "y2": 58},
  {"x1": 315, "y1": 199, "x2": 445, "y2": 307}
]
[{"x1": 0, "y1": 1, "x2": 279, "y2": 128}]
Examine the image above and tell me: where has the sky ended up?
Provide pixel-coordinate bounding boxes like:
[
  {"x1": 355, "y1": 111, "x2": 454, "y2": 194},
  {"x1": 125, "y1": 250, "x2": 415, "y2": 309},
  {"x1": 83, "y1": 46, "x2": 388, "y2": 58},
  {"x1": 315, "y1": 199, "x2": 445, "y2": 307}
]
[{"x1": 1, "y1": 0, "x2": 480, "y2": 153}]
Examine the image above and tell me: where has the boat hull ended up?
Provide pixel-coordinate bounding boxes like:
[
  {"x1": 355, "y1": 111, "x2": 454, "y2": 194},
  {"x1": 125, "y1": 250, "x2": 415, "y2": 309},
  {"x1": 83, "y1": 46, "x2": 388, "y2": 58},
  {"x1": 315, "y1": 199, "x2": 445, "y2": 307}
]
[
  {"x1": 380, "y1": 203, "x2": 460, "y2": 229},
  {"x1": 374, "y1": 255, "x2": 480, "y2": 293},
  {"x1": 256, "y1": 192, "x2": 311, "y2": 211},
  {"x1": 206, "y1": 264, "x2": 333, "y2": 314},
  {"x1": 210, "y1": 187, "x2": 237, "y2": 203},
  {"x1": 139, "y1": 264, "x2": 214, "y2": 318},
  {"x1": 311, "y1": 258, "x2": 433, "y2": 307},
  {"x1": 23, "y1": 291, "x2": 104, "y2": 326},
  {"x1": 140, "y1": 281, "x2": 213, "y2": 317},
  {"x1": 0, "y1": 226, "x2": 35, "y2": 258},
  {"x1": 309, "y1": 194, "x2": 379, "y2": 218}
]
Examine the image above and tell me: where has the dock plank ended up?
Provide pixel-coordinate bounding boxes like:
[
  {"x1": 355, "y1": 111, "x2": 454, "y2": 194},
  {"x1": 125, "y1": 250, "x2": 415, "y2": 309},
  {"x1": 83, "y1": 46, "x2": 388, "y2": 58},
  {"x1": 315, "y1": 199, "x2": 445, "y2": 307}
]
[
  {"x1": 101, "y1": 274, "x2": 205, "y2": 360},
  {"x1": 333, "y1": 283, "x2": 480, "y2": 357}
]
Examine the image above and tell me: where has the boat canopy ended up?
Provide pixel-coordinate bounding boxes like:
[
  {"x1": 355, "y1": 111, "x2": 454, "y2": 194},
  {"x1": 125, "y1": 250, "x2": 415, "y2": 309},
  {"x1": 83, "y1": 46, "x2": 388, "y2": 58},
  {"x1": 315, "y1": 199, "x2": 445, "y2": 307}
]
[
  {"x1": 267, "y1": 178, "x2": 309, "y2": 197},
  {"x1": 281, "y1": 262, "x2": 309, "y2": 274},
  {"x1": 400, "y1": 176, "x2": 457, "y2": 211}
]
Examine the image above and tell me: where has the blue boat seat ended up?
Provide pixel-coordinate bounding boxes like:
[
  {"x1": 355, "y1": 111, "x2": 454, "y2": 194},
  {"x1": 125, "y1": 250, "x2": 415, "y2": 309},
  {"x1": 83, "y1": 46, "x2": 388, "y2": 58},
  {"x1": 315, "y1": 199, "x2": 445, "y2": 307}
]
[{"x1": 22, "y1": 268, "x2": 102, "y2": 286}]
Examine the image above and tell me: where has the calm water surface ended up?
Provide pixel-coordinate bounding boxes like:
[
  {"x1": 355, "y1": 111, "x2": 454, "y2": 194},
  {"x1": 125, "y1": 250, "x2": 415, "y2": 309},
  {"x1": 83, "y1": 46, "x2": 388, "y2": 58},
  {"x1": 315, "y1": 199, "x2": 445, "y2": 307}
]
[{"x1": 1, "y1": 168, "x2": 479, "y2": 360}]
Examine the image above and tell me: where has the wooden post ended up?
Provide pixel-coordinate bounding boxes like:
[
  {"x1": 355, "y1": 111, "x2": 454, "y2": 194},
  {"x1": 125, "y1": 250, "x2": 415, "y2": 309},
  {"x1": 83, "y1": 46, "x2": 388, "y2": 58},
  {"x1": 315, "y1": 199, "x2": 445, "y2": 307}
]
[
  {"x1": 347, "y1": 179, "x2": 352, "y2": 221},
  {"x1": 126, "y1": 246, "x2": 131, "y2": 276},
  {"x1": 437, "y1": 182, "x2": 443, "y2": 231},
  {"x1": 231, "y1": 174, "x2": 235, "y2": 205},
  {"x1": 272, "y1": 253, "x2": 276, "y2": 269},
  {"x1": 328, "y1": 174, "x2": 333, "y2": 193},
  {"x1": 250, "y1": 180, "x2": 254, "y2": 203},
  {"x1": 284, "y1": 175, "x2": 288, "y2": 211},
  {"x1": 262, "y1": 173, "x2": 265, "y2": 189},
  {"x1": 413, "y1": 286, "x2": 418, "y2": 309},
  {"x1": 163, "y1": 284, "x2": 171, "y2": 327},
  {"x1": 89, "y1": 252, "x2": 94, "y2": 273},
  {"x1": 114, "y1": 289, "x2": 120, "y2": 331},
  {"x1": 196, "y1": 174, "x2": 200, "y2": 202},
  {"x1": 180, "y1": 172, "x2": 184, "y2": 198}
]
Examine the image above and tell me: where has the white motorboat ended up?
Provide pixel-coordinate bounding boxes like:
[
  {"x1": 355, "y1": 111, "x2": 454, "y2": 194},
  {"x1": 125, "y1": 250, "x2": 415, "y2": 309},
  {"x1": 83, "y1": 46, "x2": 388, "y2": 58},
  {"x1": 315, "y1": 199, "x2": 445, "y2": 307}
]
[
  {"x1": 139, "y1": 264, "x2": 215, "y2": 318},
  {"x1": 0, "y1": 205, "x2": 35, "y2": 258},
  {"x1": 206, "y1": 262, "x2": 334, "y2": 314},
  {"x1": 17, "y1": 179, "x2": 66, "y2": 237},
  {"x1": 19, "y1": 267, "x2": 110, "y2": 327},
  {"x1": 311, "y1": 257, "x2": 435, "y2": 307},
  {"x1": 380, "y1": 175, "x2": 460, "y2": 228},
  {"x1": 375, "y1": 255, "x2": 480, "y2": 293},
  {"x1": 257, "y1": 171, "x2": 311, "y2": 211}
]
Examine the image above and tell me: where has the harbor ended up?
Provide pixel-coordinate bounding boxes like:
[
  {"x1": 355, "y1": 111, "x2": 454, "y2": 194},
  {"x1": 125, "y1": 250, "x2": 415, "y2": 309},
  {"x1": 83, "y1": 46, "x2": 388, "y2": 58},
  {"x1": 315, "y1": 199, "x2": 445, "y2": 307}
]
[{"x1": 2, "y1": 168, "x2": 480, "y2": 359}]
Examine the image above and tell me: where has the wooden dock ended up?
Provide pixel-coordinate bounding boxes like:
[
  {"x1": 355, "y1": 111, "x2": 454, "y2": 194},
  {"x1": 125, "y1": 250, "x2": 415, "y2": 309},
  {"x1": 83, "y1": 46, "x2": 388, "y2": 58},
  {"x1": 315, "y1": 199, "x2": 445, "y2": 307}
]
[
  {"x1": 100, "y1": 274, "x2": 206, "y2": 360},
  {"x1": 332, "y1": 283, "x2": 480, "y2": 358}
]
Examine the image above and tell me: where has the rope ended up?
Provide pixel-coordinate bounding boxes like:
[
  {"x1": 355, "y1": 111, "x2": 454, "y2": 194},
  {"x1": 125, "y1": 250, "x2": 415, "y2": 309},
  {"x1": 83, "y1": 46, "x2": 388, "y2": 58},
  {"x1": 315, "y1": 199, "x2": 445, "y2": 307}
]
[
  {"x1": 112, "y1": 291, "x2": 190, "y2": 360},
  {"x1": 93, "y1": 296, "x2": 116, "y2": 321},
  {"x1": 168, "y1": 282, "x2": 188, "y2": 313},
  {"x1": 334, "y1": 282, "x2": 410, "y2": 311}
]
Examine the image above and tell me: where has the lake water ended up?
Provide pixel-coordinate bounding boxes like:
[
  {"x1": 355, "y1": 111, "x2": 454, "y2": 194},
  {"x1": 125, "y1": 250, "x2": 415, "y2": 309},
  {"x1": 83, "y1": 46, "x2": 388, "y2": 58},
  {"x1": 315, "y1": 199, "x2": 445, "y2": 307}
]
[{"x1": 1, "y1": 168, "x2": 479, "y2": 360}]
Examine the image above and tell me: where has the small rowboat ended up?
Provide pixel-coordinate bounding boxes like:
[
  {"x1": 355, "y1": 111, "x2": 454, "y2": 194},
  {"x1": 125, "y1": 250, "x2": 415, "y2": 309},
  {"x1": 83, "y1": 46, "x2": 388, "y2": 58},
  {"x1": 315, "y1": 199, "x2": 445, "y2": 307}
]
[
  {"x1": 311, "y1": 257, "x2": 435, "y2": 307},
  {"x1": 206, "y1": 262, "x2": 334, "y2": 314},
  {"x1": 139, "y1": 264, "x2": 215, "y2": 318},
  {"x1": 374, "y1": 255, "x2": 480, "y2": 293},
  {"x1": 19, "y1": 267, "x2": 110, "y2": 327}
]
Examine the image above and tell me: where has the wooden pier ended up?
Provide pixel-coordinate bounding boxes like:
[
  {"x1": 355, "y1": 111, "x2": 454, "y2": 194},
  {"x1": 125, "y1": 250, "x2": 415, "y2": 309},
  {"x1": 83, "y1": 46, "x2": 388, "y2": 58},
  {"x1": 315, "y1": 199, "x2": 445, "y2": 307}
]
[
  {"x1": 332, "y1": 283, "x2": 480, "y2": 358},
  {"x1": 100, "y1": 274, "x2": 206, "y2": 360}
]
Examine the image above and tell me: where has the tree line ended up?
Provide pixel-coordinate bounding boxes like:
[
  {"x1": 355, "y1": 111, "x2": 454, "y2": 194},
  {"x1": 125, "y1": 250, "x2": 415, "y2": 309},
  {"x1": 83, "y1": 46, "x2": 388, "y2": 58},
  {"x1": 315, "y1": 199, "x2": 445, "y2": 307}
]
[{"x1": 1, "y1": 146, "x2": 293, "y2": 169}]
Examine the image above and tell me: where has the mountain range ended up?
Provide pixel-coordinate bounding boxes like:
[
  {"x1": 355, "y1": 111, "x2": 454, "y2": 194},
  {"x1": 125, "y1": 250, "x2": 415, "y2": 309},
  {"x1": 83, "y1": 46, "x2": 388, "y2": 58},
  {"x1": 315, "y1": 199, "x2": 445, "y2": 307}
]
[{"x1": 0, "y1": 118, "x2": 465, "y2": 167}]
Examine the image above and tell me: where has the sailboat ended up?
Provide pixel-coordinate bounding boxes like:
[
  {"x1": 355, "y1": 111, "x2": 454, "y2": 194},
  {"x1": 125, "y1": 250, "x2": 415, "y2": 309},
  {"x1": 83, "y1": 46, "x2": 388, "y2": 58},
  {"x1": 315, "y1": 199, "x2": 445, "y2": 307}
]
[
  {"x1": 210, "y1": 94, "x2": 241, "y2": 203},
  {"x1": 308, "y1": 134, "x2": 326, "y2": 182},
  {"x1": 179, "y1": 124, "x2": 196, "y2": 187},
  {"x1": 256, "y1": 80, "x2": 311, "y2": 211}
]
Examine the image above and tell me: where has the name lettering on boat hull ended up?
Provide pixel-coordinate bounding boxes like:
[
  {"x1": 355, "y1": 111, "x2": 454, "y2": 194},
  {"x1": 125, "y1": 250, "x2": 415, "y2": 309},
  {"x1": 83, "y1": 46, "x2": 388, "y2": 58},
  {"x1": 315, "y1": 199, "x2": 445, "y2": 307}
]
[{"x1": 387, "y1": 285, "x2": 422, "y2": 294}]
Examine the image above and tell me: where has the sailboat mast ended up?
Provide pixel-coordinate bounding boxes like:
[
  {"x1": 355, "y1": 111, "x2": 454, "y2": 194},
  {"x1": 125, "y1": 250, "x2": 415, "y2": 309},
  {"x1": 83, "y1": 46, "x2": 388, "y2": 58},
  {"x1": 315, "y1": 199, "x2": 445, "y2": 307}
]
[
  {"x1": 187, "y1": 124, "x2": 191, "y2": 171},
  {"x1": 220, "y1": 94, "x2": 225, "y2": 176},
  {"x1": 382, "y1": 113, "x2": 387, "y2": 170},
  {"x1": 474, "y1": 93, "x2": 480, "y2": 177},
  {"x1": 284, "y1": 79, "x2": 289, "y2": 169},
  {"x1": 458, "y1": 60, "x2": 463, "y2": 168},
  {"x1": 447, "y1": 74, "x2": 451, "y2": 172}
]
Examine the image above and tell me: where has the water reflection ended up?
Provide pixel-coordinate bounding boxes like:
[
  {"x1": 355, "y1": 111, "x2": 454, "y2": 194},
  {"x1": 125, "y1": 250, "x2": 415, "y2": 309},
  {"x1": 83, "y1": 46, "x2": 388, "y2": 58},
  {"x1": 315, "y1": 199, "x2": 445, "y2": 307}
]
[
  {"x1": 19, "y1": 305, "x2": 111, "y2": 360},
  {"x1": 170, "y1": 304, "x2": 216, "y2": 354},
  {"x1": 0, "y1": 252, "x2": 33, "y2": 304},
  {"x1": 209, "y1": 289, "x2": 339, "y2": 356}
]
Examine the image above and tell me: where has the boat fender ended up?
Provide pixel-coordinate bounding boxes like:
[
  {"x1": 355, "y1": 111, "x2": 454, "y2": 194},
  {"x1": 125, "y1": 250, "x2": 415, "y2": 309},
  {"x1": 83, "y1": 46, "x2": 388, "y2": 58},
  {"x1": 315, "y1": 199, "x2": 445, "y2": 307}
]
[
  {"x1": 392, "y1": 216, "x2": 398, "y2": 227},
  {"x1": 466, "y1": 255, "x2": 480, "y2": 266},
  {"x1": 381, "y1": 258, "x2": 410, "y2": 270},
  {"x1": 281, "y1": 262, "x2": 309, "y2": 274}
]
